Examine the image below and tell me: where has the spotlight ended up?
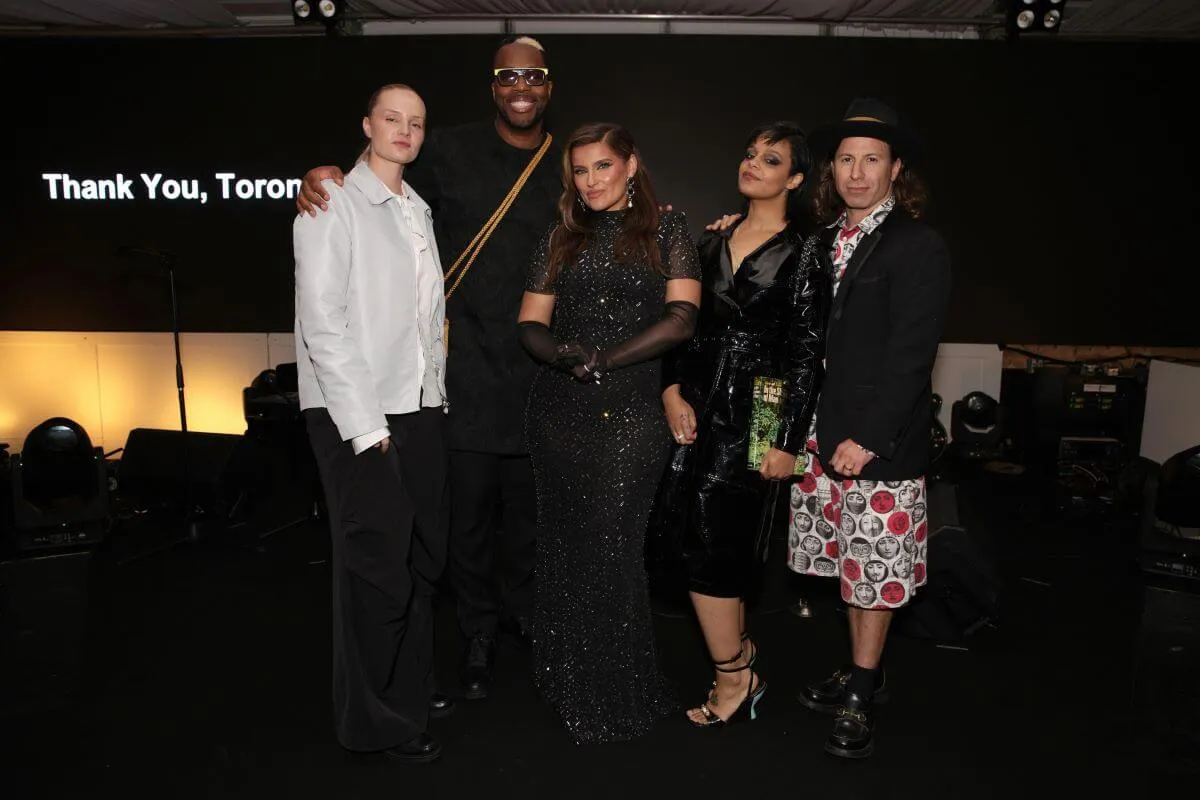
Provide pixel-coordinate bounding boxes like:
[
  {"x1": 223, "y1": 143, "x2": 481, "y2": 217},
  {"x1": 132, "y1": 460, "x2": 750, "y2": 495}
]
[
  {"x1": 1137, "y1": 446, "x2": 1200, "y2": 583},
  {"x1": 958, "y1": 392, "x2": 1000, "y2": 431},
  {"x1": 949, "y1": 391, "x2": 1006, "y2": 462},
  {"x1": 292, "y1": 0, "x2": 340, "y2": 25},
  {"x1": 1007, "y1": 0, "x2": 1068, "y2": 36},
  {"x1": 1155, "y1": 446, "x2": 1200, "y2": 532},
  {"x1": 9, "y1": 417, "x2": 109, "y2": 551},
  {"x1": 244, "y1": 363, "x2": 301, "y2": 426}
]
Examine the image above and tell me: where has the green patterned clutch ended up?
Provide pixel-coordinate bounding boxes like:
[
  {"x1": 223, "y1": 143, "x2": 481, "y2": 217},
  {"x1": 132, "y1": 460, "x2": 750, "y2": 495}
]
[{"x1": 748, "y1": 376, "x2": 806, "y2": 475}]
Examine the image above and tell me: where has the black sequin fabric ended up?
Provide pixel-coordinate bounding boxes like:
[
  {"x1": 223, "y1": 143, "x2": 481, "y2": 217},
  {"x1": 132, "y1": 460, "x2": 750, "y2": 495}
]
[{"x1": 524, "y1": 210, "x2": 700, "y2": 744}]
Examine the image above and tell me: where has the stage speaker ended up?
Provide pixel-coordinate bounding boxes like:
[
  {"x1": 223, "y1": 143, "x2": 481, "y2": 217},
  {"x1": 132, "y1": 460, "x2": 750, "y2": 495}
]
[
  {"x1": 116, "y1": 428, "x2": 260, "y2": 521},
  {"x1": 894, "y1": 480, "x2": 1002, "y2": 643},
  {"x1": 237, "y1": 421, "x2": 321, "y2": 539},
  {"x1": 1131, "y1": 584, "x2": 1200, "y2": 765},
  {"x1": 0, "y1": 548, "x2": 91, "y2": 717}
]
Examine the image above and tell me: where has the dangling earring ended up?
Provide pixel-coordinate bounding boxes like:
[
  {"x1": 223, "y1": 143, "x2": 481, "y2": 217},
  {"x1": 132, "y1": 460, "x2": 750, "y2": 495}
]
[
  {"x1": 577, "y1": 193, "x2": 587, "y2": 210},
  {"x1": 626, "y1": 177, "x2": 636, "y2": 209}
]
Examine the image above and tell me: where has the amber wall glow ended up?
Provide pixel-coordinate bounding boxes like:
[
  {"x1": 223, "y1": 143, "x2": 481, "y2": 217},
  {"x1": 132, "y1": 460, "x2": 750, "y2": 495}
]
[
  {"x1": 0, "y1": 332, "x2": 295, "y2": 453},
  {"x1": 1, "y1": 333, "x2": 992, "y2": 453}
]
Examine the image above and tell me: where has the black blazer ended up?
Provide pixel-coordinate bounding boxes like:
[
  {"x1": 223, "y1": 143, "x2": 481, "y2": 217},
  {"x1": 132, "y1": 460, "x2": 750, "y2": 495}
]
[{"x1": 815, "y1": 211, "x2": 951, "y2": 481}]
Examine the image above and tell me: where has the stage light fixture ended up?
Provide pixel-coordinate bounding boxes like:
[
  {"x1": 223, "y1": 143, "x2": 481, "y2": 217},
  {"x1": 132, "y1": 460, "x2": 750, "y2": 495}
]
[
  {"x1": 1007, "y1": 0, "x2": 1068, "y2": 36},
  {"x1": 19, "y1": 418, "x2": 98, "y2": 509},
  {"x1": 949, "y1": 391, "x2": 1006, "y2": 462},
  {"x1": 1155, "y1": 445, "x2": 1200, "y2": 532},
  {"x1": 292, "y1": 0, "x2": 340, "y2": 25},
  {"x1": 9, "y1": 417, "x2": 109, "y2": 551}
]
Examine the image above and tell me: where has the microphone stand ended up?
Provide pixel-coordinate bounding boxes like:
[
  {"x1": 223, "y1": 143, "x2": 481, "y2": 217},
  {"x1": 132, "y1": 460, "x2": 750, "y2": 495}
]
[
  {"x1": 164, "y1": 252, "x2": 200, "y2": 543},
  {"x1": 119, "y1": 247, "x2": 200, "y2": 551}
]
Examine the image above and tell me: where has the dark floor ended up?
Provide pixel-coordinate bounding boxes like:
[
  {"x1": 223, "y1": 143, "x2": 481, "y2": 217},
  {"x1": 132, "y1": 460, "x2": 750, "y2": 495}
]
[{"x1": 2, "y1": 469, "x2": 1198, "y2": 799}]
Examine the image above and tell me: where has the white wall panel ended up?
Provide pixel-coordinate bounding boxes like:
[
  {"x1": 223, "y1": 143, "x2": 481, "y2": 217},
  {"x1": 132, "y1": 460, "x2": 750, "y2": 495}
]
[
  {"x1": 1140, "y1": 359, "x2": 1200, "y2": 465},
  {"x1": 931, "y1": 343, "x2": 1004, "y2": 439}
]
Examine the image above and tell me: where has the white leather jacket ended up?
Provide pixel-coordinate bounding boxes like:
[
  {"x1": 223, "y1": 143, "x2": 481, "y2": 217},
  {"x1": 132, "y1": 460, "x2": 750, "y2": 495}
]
[{"x1": 294, "y1": 161, "x2": 446, "y2": 449}]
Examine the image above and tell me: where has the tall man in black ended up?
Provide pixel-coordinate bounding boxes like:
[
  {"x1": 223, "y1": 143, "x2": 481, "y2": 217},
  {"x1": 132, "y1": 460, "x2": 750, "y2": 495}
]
[
  {"x1": 298, "y1": 36, "x2": 561, "y2": 699},
  {"x1": 787, "y1": 99, "x2": 951, "y2": 759}
]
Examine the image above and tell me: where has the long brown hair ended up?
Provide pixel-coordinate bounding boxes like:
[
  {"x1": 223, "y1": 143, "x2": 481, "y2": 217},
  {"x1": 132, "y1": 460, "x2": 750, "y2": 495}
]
[
  {"x1": 812, "y1": 145, "x2": 928, "y2": 225},
  {"x1": 544, "y1": 123, "x2": 662, "y2": 284}
]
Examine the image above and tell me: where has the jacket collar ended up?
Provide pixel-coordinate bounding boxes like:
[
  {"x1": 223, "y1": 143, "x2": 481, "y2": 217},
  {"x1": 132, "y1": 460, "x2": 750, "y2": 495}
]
[
  {"x1": 827, "y1": 210, "x2": 912, "y2": 330},
  {"x1": 703, "y1": 218, "x2": 798, "y2": 310},
  {"x1": 348, "y1": 161, "x2": 430, "y2": 216}
]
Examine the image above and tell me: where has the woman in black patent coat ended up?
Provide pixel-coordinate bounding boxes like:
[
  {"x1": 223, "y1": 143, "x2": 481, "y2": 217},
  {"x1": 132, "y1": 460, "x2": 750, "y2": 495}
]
[{"x1": 661, "y1": 121, "x2": 829, "y2": 728}]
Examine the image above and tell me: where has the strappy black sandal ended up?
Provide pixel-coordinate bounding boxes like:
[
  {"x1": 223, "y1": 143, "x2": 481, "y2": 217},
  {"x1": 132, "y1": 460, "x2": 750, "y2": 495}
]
[
  {"x1": 690, "y1": 649, "x2": 767, "y2": 728},
  {"x1": 740, "y1": 630, "x2": 756, "y2": 667},
  {"x1": 708, "y1": 632, "x2": 757, "y2": 703}
]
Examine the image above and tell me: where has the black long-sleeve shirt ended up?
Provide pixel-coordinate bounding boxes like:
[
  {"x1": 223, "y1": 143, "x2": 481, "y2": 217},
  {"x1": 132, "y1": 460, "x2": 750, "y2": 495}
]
[{"x1": 405, "y1": 119, "x2": 563, "y2": 454}]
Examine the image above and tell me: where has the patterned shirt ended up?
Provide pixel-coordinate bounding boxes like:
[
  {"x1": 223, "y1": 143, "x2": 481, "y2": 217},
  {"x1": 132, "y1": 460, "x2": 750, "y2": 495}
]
[{"x1": 828, "y1": 194, "x2": 895, "y2": 296}]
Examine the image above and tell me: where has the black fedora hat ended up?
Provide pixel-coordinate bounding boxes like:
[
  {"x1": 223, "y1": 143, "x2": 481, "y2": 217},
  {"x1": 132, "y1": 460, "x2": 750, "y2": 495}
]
[{"x1": 809, "y1": 97, "x2": 922, "y2": 163}]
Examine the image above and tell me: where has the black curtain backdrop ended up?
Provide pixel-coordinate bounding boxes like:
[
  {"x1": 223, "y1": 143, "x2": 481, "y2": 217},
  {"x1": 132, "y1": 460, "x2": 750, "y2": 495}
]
[{"x1": 0, "y1": 34, "x2": 1191, "y2": 344}]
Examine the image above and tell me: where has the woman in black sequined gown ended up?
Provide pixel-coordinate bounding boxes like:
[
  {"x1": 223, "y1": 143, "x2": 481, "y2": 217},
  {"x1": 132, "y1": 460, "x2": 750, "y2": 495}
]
[{"x1": 517, "y1": 123, "x2": 701, "y2": 744}]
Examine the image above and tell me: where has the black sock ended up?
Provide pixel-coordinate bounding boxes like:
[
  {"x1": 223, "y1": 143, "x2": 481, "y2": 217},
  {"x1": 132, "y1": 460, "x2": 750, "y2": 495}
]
[{"x1": 846, "y1": 665, "x2": 880, "y2": 699}]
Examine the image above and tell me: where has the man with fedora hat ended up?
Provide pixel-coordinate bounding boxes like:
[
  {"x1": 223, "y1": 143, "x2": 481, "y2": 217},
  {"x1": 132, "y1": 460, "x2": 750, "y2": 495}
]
[{"x1": 785, "y1": 97, "x2": 951, "y2": 759}]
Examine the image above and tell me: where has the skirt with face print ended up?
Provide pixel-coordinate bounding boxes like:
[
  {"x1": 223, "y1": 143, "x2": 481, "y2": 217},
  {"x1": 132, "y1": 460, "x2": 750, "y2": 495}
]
[{"x1": 786, "y1": 444, "x2": 928, "y2": 610}]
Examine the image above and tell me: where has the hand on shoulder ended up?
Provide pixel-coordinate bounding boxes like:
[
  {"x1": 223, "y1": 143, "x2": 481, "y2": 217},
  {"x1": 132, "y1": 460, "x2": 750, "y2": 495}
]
[
  {"x1": 296, "y1": 165, "x2": 346, "y2": 217},
  {"x1": 705, "y1": 213, "x2": 742, "y2": 232},
  {"x1": 294, "y1": 178, "x2": 346, "y2": 226}
]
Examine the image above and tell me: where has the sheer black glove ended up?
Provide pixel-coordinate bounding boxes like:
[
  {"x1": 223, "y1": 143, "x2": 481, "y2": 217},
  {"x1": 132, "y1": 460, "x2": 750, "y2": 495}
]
[
  {"x1": 518, "y1": 320, "x2": 560, "y2": 365},
  {"x1": 518, "y1": 322, "x2": 603, "y2": 381},
  {"x1": 596, "y1": 300, "x2": 699, "y2": 373},
  {"x1": 555, "y1": 341, "x2": 603, "y2": 382}
]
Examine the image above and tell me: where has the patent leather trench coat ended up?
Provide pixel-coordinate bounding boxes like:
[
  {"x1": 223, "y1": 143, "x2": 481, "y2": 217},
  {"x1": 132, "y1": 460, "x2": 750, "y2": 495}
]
[{"x1": 657, "y1": 221, "x2": 829, "y2": 597}]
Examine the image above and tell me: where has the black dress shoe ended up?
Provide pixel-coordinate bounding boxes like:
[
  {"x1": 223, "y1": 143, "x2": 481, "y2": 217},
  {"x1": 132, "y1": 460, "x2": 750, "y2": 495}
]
[
  {"x1": 459, "y1": 633, "x2": 495, "y2": 700},
  {"x1": 499, "y1": 614, "x2": 532, "y2": 648},
  {"x1": 384, "y1": 732, "x2": 442, "y2": 764},
  {"x1": 825, "y1": 692, "x2": 875, "y2": 759},
  {"x1": 429, "y1": 692, "x2": 456, "y2": 719},
  {"x1": 797, "y1": 666, "x2": 888, "y2": 713}
]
